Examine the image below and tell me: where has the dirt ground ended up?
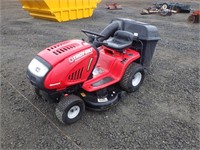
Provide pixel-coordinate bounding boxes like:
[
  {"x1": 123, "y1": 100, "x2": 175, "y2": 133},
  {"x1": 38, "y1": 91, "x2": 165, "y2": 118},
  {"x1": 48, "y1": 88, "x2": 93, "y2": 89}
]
[{"x1": 1, "y1": 0, "x2": 200, "y2": 149}]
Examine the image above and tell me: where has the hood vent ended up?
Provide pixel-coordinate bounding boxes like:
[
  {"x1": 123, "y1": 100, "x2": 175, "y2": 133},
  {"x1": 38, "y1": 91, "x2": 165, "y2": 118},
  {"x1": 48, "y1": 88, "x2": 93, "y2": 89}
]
[
  {"x1": 47, "y1": 43, "x2": 79, "y2": 55},
  {"x1": 68, "y1": 67, "x2": 84, "y2": 81}
]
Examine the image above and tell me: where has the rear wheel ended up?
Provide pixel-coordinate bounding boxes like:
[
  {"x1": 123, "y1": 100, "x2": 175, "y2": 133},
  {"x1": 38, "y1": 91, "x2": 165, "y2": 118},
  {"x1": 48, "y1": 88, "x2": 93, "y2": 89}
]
[
  {"x1": 120, "y1": 63, "x2": 145, "y2": 93},
  {"x1": 55, "y1": 95, "x2": 85, "y2": 124}
]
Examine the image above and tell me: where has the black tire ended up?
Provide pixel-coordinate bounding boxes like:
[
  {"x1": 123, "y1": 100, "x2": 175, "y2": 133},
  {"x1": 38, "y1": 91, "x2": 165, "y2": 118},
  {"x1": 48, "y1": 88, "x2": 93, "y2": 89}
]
[
  {"x1": 161, "y1": 3, "x2": 168, "y2": 9},
  {"x1": 120, "y1": 63, "x2": 145, "y2": 93},
  {"x1": 55, "y1": 95, "x2": 85, "y2": 124}
]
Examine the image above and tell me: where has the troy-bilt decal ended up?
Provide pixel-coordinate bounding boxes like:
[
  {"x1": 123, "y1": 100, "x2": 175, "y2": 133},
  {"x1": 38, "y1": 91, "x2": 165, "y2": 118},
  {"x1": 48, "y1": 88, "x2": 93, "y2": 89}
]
[{"x1": 69, "y1": 48, "x2": 92, "y2": 63}]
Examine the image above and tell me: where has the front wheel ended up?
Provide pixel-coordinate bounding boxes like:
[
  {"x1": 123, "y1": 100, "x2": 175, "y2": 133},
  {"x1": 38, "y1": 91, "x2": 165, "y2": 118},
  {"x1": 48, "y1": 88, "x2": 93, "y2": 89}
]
[
  {"x1": 55, "y1": 95, "x2": 85, "y2": 124},
  {"x1": 120, "y1": 63, "x2": 145, "y2": 93}
]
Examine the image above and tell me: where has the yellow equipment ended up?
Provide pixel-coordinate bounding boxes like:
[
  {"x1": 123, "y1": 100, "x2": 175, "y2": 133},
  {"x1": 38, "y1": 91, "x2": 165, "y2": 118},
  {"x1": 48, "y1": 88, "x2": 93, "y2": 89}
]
[{"x1": 19, "y1": 0, "x2": 101, "y2": 22}]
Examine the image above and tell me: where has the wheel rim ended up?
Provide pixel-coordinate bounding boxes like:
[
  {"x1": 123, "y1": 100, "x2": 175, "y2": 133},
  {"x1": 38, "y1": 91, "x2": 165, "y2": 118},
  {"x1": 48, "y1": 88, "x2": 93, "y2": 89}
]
[
  {"x1": 67, "y1": 105, "x2": 80, "y2": 119},
  {"x1": 132, "y1": 72, "x2": 142, "y2": 87},
  {"x1": 161, "y1": 4, "x2": 168, "y2": 9}
]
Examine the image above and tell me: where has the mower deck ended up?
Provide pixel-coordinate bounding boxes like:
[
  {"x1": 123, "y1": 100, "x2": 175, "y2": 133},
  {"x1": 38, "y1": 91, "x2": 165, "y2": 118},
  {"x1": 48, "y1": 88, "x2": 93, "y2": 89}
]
[{"x1": 78, "y1": 88, "x2": 121, "y2": 110}]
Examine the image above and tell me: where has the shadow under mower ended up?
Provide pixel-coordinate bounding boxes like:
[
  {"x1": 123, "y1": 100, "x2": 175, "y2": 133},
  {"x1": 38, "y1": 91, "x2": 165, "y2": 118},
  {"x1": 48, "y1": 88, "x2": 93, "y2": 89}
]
[{"x1": 27, "y1": 18, "x2": 160, "y2": 124}]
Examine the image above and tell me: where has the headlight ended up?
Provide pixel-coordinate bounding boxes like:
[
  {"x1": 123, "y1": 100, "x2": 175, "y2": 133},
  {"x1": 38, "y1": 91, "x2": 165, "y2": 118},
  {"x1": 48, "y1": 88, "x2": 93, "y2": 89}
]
[{"x1": 28, "y1": 58, "x2": 49, "y2": 77}]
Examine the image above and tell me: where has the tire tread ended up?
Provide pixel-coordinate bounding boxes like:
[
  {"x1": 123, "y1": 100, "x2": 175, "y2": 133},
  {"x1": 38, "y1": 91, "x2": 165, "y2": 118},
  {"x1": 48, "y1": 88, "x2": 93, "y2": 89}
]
[
  {"x1": 55, "y1": 95, "x2": 85, "y2": 124},
  {"x1": 120, "y1": 62, "x2": 144, "y2": 92}
]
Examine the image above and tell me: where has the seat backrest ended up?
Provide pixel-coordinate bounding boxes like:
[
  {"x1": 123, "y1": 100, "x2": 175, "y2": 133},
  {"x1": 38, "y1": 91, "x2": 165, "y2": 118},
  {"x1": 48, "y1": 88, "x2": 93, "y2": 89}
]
[{"x1": 93, "y1": 21, "x2": 121, "y2": 47}]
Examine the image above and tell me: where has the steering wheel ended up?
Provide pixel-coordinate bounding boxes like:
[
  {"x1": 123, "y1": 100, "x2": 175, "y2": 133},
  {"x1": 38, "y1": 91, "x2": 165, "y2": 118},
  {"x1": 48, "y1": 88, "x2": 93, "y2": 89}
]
[
  {"x1": 81, "y1": 29, "x2": 108, "y2": 46},
  {"x1": 81, "y1": 29, "x2": 105, "y2": 38},
  {"x1": 81, "y1": 29, "x2": 105, "y2": 42}
]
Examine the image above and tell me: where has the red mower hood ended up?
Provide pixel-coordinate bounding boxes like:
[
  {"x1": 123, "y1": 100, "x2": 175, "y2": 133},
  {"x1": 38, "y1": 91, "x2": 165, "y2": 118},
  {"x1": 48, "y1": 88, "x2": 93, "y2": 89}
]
[{"x1": 37, "y1": 39, "x2": 91, "y2": 67}]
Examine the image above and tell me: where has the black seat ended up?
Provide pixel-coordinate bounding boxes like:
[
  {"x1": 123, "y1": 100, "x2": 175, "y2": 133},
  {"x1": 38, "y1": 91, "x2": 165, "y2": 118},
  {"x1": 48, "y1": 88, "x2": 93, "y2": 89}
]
[
  {"x1": 104, "y1": 30, "x2": 134, "y2": 52},
  {"x1": 93, "y1": 21, "x2": 121, "y2": 47}
]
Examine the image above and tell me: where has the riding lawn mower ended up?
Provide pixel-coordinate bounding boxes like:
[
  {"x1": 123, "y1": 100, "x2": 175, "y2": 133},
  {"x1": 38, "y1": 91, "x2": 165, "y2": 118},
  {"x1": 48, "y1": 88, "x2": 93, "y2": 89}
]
[{"x1": 27, "y1": 18, "x2": 160, "y2": 124}]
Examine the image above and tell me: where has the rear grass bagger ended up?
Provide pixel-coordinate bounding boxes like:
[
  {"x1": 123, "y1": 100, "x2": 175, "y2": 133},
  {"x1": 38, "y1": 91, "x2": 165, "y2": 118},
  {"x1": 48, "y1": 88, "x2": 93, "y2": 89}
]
[{"x1": 27, "y1": 18, "x2": 160, "y2": 124}]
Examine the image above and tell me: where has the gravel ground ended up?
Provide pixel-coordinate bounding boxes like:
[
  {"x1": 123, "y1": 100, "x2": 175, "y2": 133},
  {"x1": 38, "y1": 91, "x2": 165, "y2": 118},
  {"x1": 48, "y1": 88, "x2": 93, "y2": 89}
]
[{"x1": 1, "y1": 0, "x2": 200, "y2": 149}]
